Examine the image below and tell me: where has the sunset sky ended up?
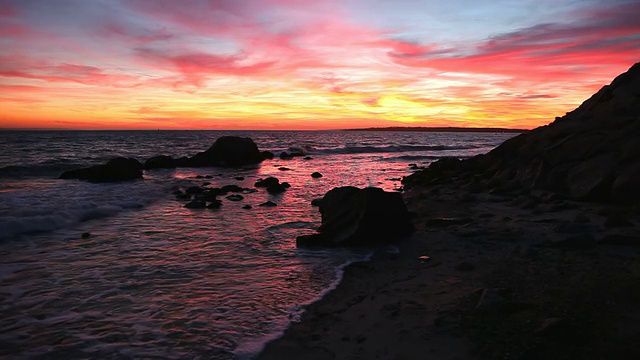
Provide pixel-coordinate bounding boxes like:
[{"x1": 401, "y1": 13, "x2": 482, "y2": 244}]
[{"x1": 1, "y1": 0, "x2": 639, "y2": 130}]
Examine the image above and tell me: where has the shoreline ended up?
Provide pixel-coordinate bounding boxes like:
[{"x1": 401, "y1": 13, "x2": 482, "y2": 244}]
[{"x1": 257, "y1": 182, "x2": 640, "y2": 359}]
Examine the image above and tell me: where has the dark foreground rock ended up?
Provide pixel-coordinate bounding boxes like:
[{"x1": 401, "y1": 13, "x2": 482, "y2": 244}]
[
  {"x1": 296, "y1": 186, "x2": 413, "y2": 247},
  {"x1": 404, "y1": 62, "x2": 640, "y2": 204},
  {"x1": 59, "y1": 157, "x2": 143, "y2": 182},
  {"x1": 187, "y1": 136, "x2": 263, "y2": 167}
]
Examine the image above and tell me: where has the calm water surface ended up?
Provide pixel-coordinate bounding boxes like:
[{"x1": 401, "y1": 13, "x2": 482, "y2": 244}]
[{"x1": 0, "y1": 130, "x2": 515, "y2": 359}]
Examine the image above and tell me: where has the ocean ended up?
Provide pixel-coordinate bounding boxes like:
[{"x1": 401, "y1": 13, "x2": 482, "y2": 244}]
[{"x1": 0, "y1": 130, "x2": 515, "y2": 359}]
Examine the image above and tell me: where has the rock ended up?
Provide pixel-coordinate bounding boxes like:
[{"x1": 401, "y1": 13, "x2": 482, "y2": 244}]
[
  {"x1": 242, "y1": 204, "x2": 252, "y2": 209},
  {"x1": 59, "y1": 157, "x2": 143, "y2": 183},
  {"x1": 143, "y1": 155, "x2": 176, "y2": 170},
  {"x1": 303, "y1": 156, "x2": 313, "y2": 160},
  {"x1": 611, "y1": 162, "x2": 640, "y2": 204},
  {"x1": 226, "y1": 194, "x2": 244, "y2": 201},
  {"x1": 296, "y1": 186, "x2": 413, "y2": 247},
  {"x1": 187, "y1": 136, "x2": 263, "y2": 167},
  {"x1": 185, "y1": 186, "x2": 204, "y2": 195},
  {"x1": 311, "y1": 172, "x2": 323, "y2": 178},
  {"x1": 311, "y1": 198, "x2": 323, "y2": 206},
  {"x1": 267, "y1": 183, "x2": 288, "y2": 194},
  {"x1": 175, "y1": 192, "x2": 191, "y2": 201},
  {"x1": 279, "y1": 152, "x2": 294, "y2": 160},
  {"x1": 255, "y1": 177, "x2": 280, "y2": 188},
  {"x1": 260, "y1": 151, "x2": 274, "y2": 160},
  {"x1": 278, "y1": 167, "x2": 291, "y2": 171},
  {"x1": 566, "y1": 153, "x2": 615, "y2": 201},
  {"x1": 207, "y1": 200, "x2": 223, "y2": 209},
  {"x1": 288, "y1": 146, "x2": 306, "y2": 156},
  {"x1": 220, "y1": 184, "x2": 244, "y2": 193},
  {"x1": 184, "y1": 199, "x2": 206, "y2": 209},
  {"x1": 259, "y1": 201, "x2": 277, "y2": 207},
  {"x1": 81, "y1": 232, "x2": 91, "y2": 239},
  {"x1": 235, "y1": 176, "x2": 245, "y2": 181}
]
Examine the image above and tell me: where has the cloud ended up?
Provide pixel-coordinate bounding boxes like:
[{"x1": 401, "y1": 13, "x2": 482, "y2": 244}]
[
  {"x1": 0, "y1": 60, "x2": 141, "y2": 86},
  {"x1": 388, "y1": 1, "x2": 640, "y2": 81}
]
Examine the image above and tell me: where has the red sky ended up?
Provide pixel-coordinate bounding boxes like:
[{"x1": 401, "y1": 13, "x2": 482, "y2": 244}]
[{"x1": 1, "y1": 0, "x2": 639, "y2": 130}]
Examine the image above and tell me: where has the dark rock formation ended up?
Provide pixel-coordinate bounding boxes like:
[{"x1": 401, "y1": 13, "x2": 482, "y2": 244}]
[
  {"x1": 144, "y1": 155, "x2": 176, "y2": 170},
  {"x1": 311, "y1": 172, "x2": 323, "y2": 178},
  {"x1": 220, "y1": 184, "x2": 244, "y2": 193},
  {"x1": 255, "y1": 177, "x2": 280, "y2": 188},
  {"x1": 279, "y1": 152, "x2": 294, "y2": 160},
  {"x1": 187, "y1": 136, "x2": 263, "y2": 167},
  {"x1": 296, "y1": 186, "x2": 414, "y2": 247},
  {"x1": 185, "y1": 186, "x2": 204, "y2": 195},
  {"x1": 226, "y1": 194, "x2": 244, "y2": 201},
  {"x1": 184, "y1": 199, "x2": 206, "y2": 209},
  {"x1": 261, "y1": 151, "x2": 275, "y2": 160},
  {"x1": 404, "y1": 62, "x2": 640, "y2": 204},
  {"x1": 267, "y1": 183, "x2": 288, "y2": 194},
  {"x1": 59, "y1": 157, "x2": 143, "y2": 182},
  {"x1": 279, "y1": 149, "x2": 304, "y2": 160},
  {"x1": 207, "y1": 200, "x2": 223, "y2": 209}
]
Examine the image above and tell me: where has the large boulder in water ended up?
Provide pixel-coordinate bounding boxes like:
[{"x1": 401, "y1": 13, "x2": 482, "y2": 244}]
[
  {"x1": 403, "y1": 62, "x2": 640, "y2": 204},
  {"x1": 296, "y1": 186, "x2": 414, "y2": 247},
  {"x1": 187, "y1": 136, "x2": 263, "y2": 167},
  {"x1": 144, "y1": 155, "x2": 177, "y2": 170},
  {"x1": 59, "y1": 157, "x2": 143, "y2": 182}
]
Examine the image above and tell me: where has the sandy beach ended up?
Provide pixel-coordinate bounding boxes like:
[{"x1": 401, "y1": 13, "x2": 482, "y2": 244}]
[{"x1": 259, "y1": 182, "x2": 640, "y2": 359}]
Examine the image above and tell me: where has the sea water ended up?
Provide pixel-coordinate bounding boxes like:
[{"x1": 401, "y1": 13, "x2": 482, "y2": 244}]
[{"x1": 0, "y1": 130, "x2": 515, "y2": 359}]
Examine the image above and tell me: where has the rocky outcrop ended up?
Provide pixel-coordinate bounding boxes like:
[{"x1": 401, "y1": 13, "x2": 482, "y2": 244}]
[
  {"x1": 296, "y1": 186, "x2": 414, "y2": 247},
  {"x1": 404, "y1": 62, "x2": 640, "y2": 204},
  {"x1": 59, "y1": 157, "x2": 143, "y2": 182},
  {"x1": 188, "y1": 136, "x2": 263, "y2": 167},
  {"x1": 144, "y1": 155, "x2": 177, "y2": 170},
  {"x1": 61, "y1": 136, "x2": 270, "y2": 182}
]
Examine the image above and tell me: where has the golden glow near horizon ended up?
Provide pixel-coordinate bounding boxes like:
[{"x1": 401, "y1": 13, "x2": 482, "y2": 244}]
[{"x1": 1, "y1": 0, "x2": 639, "y2": 130}]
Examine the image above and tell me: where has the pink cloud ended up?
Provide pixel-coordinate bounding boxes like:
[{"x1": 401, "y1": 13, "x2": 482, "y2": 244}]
[
  {"x1": 0, "y1": 60, "x2": 141, "y2": 87},
  {"x1": 388, "y1": 1, "x2": 640, "y2": 83}
]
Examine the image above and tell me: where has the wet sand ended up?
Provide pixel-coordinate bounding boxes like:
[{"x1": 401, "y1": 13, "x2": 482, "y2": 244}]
[{"x1": 258, "y1": 183, "x2": 640, "y2": 359}]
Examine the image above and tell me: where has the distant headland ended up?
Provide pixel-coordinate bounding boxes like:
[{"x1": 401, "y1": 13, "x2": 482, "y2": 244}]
[{"x1": 342, "y1": 126, "x2": 526, "y2": 133}]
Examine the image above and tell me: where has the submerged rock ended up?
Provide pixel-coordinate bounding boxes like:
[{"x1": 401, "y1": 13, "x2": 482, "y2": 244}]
[
  {"x1": 296, "y1": 186, "x2": 413, "y2": 247},
  {"x1": 59, "y1": 157, "x2": 143, "y2": 183},
  {"x1": 311, "y1": 172, "x2": 323, "y2": 178}
]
